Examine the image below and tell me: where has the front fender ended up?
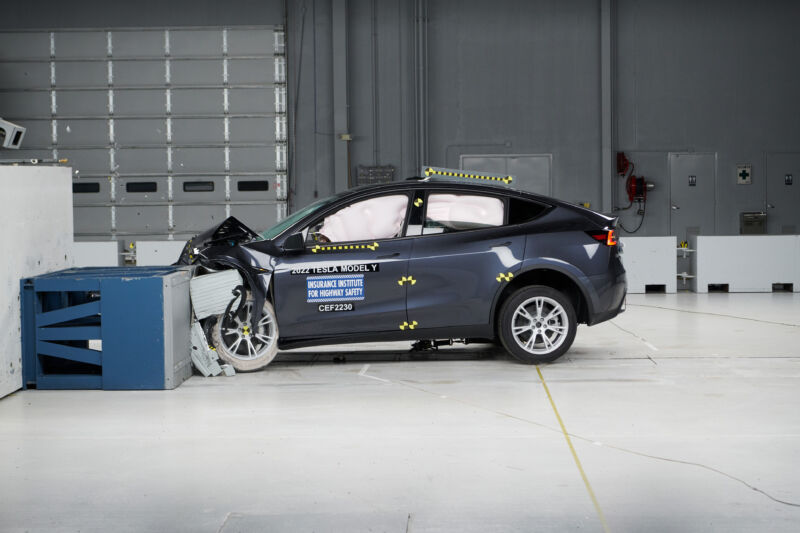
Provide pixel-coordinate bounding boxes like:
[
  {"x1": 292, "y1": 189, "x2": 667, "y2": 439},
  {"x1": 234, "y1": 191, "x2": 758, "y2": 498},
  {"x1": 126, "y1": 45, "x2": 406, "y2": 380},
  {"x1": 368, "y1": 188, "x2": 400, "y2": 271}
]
[{"x1": 196, "y1": 250, "x2": 275, "y2": 333}]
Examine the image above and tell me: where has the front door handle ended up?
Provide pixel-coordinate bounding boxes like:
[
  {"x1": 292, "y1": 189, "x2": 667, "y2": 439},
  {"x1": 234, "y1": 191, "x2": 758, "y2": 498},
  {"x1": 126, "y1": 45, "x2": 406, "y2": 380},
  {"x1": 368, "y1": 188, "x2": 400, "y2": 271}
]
[
  {"x1": 494, "y1": 241, "x2": 512, "y2": 247},
  {"x1": 377, "y1": 252, "x2": 400, "y2": 259}
]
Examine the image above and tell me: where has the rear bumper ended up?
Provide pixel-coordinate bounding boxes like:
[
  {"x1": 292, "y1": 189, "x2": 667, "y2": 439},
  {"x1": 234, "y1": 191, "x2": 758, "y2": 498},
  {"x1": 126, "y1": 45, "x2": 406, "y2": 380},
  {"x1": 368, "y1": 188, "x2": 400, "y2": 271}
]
[
  {"x1": 589, "y1": 288, "x2": 626, "y2": 324},
  {"x1": 586, "y1": 259, "x2": 627, "y2": 325}
]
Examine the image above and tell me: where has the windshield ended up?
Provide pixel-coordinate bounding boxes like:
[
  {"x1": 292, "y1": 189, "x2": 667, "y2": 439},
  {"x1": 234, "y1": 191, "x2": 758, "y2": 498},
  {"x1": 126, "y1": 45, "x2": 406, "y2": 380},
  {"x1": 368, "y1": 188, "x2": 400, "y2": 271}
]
[{"x1": 258, "y1": 195, "x2": 339, "y2": 241}]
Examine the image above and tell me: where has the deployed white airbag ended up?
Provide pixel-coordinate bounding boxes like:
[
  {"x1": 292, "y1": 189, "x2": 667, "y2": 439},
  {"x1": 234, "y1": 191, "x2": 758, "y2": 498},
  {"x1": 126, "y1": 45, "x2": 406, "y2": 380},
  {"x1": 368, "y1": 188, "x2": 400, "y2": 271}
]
[
  {"x1": 426, "y1": 194, "x2": 504, "y2": 230},
  {"x1": 320, "y1": 194, "x2": 408, "y2": 242}
]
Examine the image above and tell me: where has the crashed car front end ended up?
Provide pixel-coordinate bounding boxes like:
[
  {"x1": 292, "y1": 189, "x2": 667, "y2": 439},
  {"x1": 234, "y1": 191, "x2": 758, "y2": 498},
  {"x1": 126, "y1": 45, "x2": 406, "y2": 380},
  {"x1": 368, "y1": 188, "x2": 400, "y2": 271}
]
[{"x1": 176, "y1": 216, "x2": 282, "y2": 373}]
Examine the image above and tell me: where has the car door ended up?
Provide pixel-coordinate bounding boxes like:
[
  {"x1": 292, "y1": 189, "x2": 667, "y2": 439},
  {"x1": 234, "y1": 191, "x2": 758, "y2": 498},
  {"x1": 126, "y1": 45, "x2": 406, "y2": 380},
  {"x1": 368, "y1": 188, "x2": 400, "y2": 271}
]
[
  {"x1": 405, "y1": 190, "x2": 526, "y2": 330},
  {"x1": 272, "y1": 193, "x2": 413, "y2": 338}
]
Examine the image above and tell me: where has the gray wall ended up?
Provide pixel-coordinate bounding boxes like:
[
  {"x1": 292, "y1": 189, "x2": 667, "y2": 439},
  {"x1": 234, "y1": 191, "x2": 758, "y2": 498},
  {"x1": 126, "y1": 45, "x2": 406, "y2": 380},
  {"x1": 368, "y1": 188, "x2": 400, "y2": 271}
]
[
  {"x1": 0, "y1": 0, "x2": 285, "y2": 29},
  {"x1": 616, "y1": 0, "x2": 800, "y2": 235},
  {"x1": 288, "y1": 0, "x2": 800, "y2": 236},
  {"x1": 3, "y1": 0, "x2": 799, "y2": 236}
]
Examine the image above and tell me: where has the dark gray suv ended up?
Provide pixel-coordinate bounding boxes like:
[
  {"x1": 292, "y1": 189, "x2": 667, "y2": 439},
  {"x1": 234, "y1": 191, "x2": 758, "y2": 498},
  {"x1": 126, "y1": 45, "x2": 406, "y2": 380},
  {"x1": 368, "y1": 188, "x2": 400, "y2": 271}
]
[{"x1": 179, "y1": 177, "x2": 627, "y2": 371}]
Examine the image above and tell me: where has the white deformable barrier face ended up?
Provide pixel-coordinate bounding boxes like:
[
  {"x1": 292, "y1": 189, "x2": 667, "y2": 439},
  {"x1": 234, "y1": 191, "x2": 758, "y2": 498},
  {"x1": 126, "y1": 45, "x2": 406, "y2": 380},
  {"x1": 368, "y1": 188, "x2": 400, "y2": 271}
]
[
  {"x1": 425, "y1": 194, "x2": 504, "y2": 231},
  {"x1": 320, "y1": 195, "x2": 408, "y2": 242}
]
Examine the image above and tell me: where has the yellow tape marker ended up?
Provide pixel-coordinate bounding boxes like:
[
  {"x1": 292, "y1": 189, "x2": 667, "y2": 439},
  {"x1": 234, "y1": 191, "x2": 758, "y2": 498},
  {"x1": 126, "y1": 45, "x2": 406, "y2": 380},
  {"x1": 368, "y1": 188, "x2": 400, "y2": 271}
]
[
  {"x1": 536, "y1": 366, "x2": 610, "y2": 533},
  {"x1": 311, "y1": 242, "x2": 380, "y2": 253},
  {"x1": 424, "y1": 167, "x2": 513, "y2": 184},
  {"x1": 414, "y1": 198, "x2": 424, "y2": 207},
  {"x1": 397, "y1": 276, "x2": 417, "y2": 286},
  {"x1": 496, "y1": 272, "x2": 514, "y2": 282},
  {"x1": 399, "y1": 320, "x2": 418, "y2": 330}
]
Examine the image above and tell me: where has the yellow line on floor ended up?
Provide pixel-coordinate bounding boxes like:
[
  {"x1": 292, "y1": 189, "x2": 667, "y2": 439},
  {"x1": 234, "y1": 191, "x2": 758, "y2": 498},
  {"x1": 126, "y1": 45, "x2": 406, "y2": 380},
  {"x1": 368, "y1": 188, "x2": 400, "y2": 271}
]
[{"x1": 537, "y1": 366, "x2": 610, "y2": 533}]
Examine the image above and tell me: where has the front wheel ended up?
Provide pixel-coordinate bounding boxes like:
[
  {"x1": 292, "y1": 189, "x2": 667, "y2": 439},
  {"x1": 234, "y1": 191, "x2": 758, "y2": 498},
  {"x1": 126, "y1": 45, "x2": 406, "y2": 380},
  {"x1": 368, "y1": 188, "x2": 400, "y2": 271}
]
[
  {"x1": 211, "y1": 297, "x2": 279, "y2": 371},
  {"x1": 498, "y1": 285, "x2": 577, "y2": 364}
]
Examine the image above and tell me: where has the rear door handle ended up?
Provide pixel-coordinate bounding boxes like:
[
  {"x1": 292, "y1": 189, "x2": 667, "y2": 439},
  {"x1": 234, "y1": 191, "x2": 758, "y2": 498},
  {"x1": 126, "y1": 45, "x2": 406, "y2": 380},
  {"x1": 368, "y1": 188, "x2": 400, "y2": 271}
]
[
  {"x1": 493, "y1": 241, "x2": 512, "y2": 247},
  {"x1": 377, "y1": 252, "x2": 400, "y2": 259}
]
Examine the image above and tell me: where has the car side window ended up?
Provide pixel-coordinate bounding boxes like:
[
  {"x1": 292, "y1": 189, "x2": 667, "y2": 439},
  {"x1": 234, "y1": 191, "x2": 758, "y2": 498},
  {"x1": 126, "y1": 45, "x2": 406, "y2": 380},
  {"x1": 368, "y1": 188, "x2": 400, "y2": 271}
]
[
  {"x1": 306, "y1": 194, "x2": 409, "y2": 244},
  {"x1": 422, "y1": 193, "x2": 505, "y2": 234}
]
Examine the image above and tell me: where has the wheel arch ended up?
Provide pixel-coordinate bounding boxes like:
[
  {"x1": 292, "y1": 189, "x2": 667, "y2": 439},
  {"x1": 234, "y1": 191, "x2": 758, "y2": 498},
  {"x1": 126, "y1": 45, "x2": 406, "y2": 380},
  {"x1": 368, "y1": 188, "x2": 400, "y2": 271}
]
[
  {"x1": 199, "y1": 254, "x2": 274, "y2": 331},
  {"x1": 493, "y1": 267, "x2": 593, "y2": 334}
]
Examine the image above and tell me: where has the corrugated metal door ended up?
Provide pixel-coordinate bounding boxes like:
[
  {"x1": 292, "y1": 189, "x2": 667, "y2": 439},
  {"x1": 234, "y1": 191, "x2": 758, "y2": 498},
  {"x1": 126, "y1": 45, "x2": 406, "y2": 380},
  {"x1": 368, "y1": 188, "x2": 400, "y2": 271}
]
[{"x1": 0, "y1": 26, "x2": 287, "y2": 242}]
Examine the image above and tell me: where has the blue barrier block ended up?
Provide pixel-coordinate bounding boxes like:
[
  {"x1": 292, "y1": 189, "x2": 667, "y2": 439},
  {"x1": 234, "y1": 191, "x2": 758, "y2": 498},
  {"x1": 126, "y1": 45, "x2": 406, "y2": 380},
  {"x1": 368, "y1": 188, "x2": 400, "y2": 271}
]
[{"x1": 21, "y1": 266, "x2": 193, "y2": 390}]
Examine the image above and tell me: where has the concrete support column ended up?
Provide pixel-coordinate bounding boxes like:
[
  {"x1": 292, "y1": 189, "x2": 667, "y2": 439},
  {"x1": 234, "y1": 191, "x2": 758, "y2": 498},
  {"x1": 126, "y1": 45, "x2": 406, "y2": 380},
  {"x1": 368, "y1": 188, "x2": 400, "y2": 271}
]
[
  {"x1": 332, "y1": 0, "x2": 350, "y2": 191},
  {"x1": 600, "y1": 0, "x2": 614, "y2": 213}
]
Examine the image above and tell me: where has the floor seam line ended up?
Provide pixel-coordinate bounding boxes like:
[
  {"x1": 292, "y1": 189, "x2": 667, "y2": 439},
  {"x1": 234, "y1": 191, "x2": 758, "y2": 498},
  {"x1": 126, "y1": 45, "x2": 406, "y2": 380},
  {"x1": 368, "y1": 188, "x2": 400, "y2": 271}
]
[{"x1": 537, "y1": 366, "x2": 611, "y2": 533}]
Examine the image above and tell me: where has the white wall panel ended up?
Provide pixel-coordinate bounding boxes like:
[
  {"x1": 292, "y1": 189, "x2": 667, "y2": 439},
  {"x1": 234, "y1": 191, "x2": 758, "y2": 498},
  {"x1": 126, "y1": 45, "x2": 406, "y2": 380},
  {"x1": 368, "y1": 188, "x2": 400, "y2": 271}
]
[{"x1": 0, "y1": 165, "x2": 73, "y2": 399}]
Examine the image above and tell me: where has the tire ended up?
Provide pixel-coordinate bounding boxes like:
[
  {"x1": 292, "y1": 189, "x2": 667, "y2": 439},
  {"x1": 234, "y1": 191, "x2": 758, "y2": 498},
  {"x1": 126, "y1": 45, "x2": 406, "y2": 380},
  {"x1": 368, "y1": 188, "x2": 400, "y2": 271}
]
[
  {"x1": 498, "y1": 285, "x2": 577, "y2": 364},
  {"x1": 211, "y1": 297, "x2": 279, "y2": 371}
]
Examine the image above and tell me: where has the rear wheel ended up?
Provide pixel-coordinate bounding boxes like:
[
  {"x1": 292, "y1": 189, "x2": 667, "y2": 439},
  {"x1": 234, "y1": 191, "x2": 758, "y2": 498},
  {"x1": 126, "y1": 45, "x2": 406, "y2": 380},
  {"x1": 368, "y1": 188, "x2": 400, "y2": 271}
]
[
  {"x1": 211, "y1": 297, "x2": 279, "y2": 371},
  {"x1": 498, "y1": 285, "x2": 576, "y2": 364}
]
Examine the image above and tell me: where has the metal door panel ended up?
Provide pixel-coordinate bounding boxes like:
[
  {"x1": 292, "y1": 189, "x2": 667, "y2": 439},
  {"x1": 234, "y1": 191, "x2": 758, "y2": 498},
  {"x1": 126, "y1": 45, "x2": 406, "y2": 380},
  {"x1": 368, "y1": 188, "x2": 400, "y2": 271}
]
[
  {"x1": 228, "y1": 29, "x2": 275, "y2": 55},
  {"x1": 171, "y1": 60, "x2": 223, "y2": 86},
  {"x1": 112, "y1": 31, "x2": 164, "y2": 57},
  {"x1": 766, "y1": 152, "x2": 800, "y2": 234},
  {"x1": 228, "y1": 59, "x2": 272, "y2": 84},
  {"x1": 0, "y1": 33, "x2": 49, "y2": 59},
  {"x1": 0, "y1": 90, "x2": 50, "y2": 117},
  {"x1": 170, "y1": 30, "x2": 222, "y2": 56},
  {"x1": 18, "y1": 121, "x2": 53, "y2": 147},
  {"x1": 1, "y1": 26, "x2": 285, "y2": 242},
  {"x1": 669, "y1": 153, "x2": 716, "y2": 241},
  {"x1": 74, "y1": 206, "x2": 112, "y2": 235},
  {"x1": 230, "y1": 147, "x2": 272, "y2": 172},
  {"x1": 173, "y1": 205, "x2": 227, "y2": 233},
  {"x1": 274, "y1": 241, "x2": 411, "y2": 338},
  {"x1": 57, "y1": 90, "x2": 109, "y2": 116},
  {"x1": 117, "y1": 177, "x2": 167, "y2": 204},
  {"x1": 229, "y1": 88, "x2": 275, "y2": 114},
  {"x1": 55, "y1": 32, "x2": 106, "y2": 57},
  {"x1": 114, "y1": 89, "x2": 165, "y2": 115},
  {"x1": 56, "y1": 61, "x2": 106, "y2": 87},
  {"x1": 230, "y1": 176, "x2": 276, "y2": 201},
  {"x1": 114, "y1": 61, "x2": 165, "y2": 87},
  {"x1": 172, "y1": 118, "x2": 223, "y2": 144},
  {"x1": 116, "y1": 206, "x2": 169, "y2": 234},
  {"x1": 171, "y1": 88, "x2": 223, "y2": 114},
  {"x1": 0, "y1": 63, "x2": 49, "y2": 89},
  {"x1": 229, "y1": 117, "x2": 275, "y2": 143},
  {"x1": 58, "y1": 119, "x2": 108, "y2": 146},
  {"x1": 117, "y1": 148, "x2": 167, "y2": 174},
  {"x1": 60, "y1": 149, "x2": 110, "y2": 174},
  {"x1": 72, "y1": 178, "x2": 111, "y2": 205},
  {"x1": 115, "y1": 119, "x2": 166, "y2": 145},
  {"x1": 173, "y1": 147, "x2": 225, "y2": 173},
  {"x1": 173, "y1": 177, "x2": 224, "y2": 203}
]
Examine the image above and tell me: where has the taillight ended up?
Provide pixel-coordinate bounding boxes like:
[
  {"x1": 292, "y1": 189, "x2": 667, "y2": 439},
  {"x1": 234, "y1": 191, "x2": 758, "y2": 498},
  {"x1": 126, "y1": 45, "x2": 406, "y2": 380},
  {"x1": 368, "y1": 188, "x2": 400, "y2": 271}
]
[{"x1": 587, "y1": 230, "x2": 617, "y2": 246}]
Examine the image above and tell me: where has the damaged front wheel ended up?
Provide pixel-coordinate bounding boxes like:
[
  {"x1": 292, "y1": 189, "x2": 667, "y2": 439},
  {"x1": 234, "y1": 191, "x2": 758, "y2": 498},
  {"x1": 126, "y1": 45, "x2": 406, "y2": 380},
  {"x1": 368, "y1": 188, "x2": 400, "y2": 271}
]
[{"x1": 211, "y1": 298, "x2": 279, "y2": 371}]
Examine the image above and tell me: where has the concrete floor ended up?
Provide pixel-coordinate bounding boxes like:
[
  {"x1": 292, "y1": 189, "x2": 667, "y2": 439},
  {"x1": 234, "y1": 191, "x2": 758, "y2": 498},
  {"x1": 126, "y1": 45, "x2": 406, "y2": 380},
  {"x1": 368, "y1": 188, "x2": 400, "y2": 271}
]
[{"x1": 1, "y1": 293, "x2": 799, "y2": 532}]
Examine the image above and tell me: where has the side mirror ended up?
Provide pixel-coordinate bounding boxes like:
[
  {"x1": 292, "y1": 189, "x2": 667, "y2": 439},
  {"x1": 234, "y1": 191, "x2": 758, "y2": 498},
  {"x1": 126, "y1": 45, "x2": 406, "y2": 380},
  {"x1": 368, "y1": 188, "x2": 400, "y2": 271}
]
[{"x1": 282, "y1": 232, "x2": 306, "y2": 253}]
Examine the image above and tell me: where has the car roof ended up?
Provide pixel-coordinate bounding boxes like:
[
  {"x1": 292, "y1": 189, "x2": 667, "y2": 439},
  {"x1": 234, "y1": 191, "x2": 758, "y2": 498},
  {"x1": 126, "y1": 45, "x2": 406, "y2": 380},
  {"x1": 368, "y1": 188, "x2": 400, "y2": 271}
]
[{"x1": 337, "y1": 177, "x2": 551, "y2": 203}]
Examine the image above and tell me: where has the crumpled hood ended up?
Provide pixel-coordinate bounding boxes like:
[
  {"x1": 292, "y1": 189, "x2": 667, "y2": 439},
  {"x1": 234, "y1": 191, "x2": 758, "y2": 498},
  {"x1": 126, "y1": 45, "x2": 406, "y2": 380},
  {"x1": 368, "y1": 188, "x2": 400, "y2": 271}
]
[{"x1": 175, "y1": 216, "x2": 259, "y2": 265}]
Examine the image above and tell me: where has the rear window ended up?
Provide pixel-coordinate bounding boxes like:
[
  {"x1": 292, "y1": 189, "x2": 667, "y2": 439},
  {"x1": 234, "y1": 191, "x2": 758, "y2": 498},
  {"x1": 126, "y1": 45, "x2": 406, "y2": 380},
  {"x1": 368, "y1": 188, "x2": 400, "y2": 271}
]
[
  {"x1": 507, "y1": 197, "x2": 548, "y2": 225},
  {"x1": 423, "y1": 194, "x2": 505, "y2": 234}
]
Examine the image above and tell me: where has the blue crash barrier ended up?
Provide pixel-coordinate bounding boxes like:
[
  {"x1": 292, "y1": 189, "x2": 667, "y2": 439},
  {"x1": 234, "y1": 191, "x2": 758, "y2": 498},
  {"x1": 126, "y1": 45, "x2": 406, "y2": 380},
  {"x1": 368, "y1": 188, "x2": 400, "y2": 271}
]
[{"x1": 20, "y1": 266, "x2": 193, "y2": 390}]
